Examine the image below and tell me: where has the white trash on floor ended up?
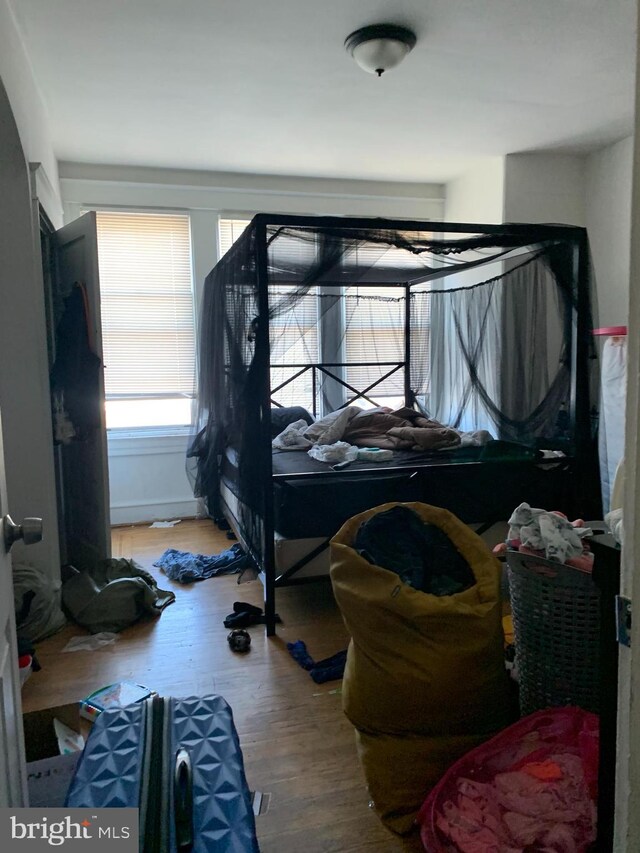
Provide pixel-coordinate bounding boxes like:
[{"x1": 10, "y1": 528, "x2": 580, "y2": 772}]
[{"x1": 62, "y1": 632, "x2": 118, "y2": 653}]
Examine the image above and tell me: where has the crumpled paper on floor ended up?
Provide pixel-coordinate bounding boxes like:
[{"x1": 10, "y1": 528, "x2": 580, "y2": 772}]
[{"x1": 62, "y1": 632, "x2": 118, "y2": 653}]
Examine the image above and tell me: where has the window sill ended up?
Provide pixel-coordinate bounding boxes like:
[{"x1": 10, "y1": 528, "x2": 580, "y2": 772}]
[
  {"x1": 107, "y1": 429, "x2": 193, "y2": 458},
  {"x1": 107, "y1": 426, "x2": 192, "y2": 440}
]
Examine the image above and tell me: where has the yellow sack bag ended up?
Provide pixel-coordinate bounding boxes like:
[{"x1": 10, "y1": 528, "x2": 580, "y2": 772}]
[{"x1": 330, "y1": 502, "x2": 515, "y2": 834}]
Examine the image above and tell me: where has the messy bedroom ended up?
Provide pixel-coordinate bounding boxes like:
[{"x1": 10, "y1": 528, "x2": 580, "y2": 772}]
[{"x1": 1, "y1": 1, "x2": 638, "y2": 851}]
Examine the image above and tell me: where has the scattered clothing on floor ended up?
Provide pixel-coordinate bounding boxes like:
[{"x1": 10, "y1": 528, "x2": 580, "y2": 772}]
[
  {"x1": 223, "y1": 601, "x2": 281, "y2": 629},
  {"x1": 354, "y1": 505, "x2": 475, "y2": 595},
  {"x1": 155, "y1": 544, "x2": 251, "y2": 583},
  {"x1": 62, "y1": 559, "x2": 175, "y2": 633},
  {"x1": 286, "y1": 639, "x2": 347, "y2": 684}
]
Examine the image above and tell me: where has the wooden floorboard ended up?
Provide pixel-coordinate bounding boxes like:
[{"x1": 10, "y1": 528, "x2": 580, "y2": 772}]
[{"x1": 22, "y1": 518, "x2": 420, "y2": 851}]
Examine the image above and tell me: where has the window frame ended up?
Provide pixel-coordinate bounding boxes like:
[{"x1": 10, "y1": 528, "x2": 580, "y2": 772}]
[
  {"x1": 217, "y1": 216, "x2": 433, "y2": 415},
  {"x1": 219, "y1": 214, "x2": 325, "y2": 413},
  {"x1": 89, "y1": 205, "x2": 198, "y2": 438}
]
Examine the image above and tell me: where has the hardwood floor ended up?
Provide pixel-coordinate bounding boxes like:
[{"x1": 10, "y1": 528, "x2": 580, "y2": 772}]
[{"x1": 21, "y1": 519, "x2": 422, "y2": 852}]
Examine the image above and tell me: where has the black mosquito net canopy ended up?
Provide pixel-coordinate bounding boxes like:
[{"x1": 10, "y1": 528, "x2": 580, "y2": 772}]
[{"x1": 188, "y1": 214, "x2": 596, "y2": 559}]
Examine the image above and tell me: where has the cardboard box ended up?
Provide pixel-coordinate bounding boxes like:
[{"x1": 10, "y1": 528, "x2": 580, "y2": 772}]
[{"x1": 23, "y1": 703, "x2": 90, "y2": 808}]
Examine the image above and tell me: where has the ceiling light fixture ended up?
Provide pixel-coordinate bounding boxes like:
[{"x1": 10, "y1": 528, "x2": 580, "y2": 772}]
[{"x1": 344, "y1": 23, "x2": 417, "y2": 77}]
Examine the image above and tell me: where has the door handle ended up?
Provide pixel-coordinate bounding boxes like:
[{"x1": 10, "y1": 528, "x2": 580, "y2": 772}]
[{"x1": 2, "y1": 515, "x2": 43, "y2": 552}]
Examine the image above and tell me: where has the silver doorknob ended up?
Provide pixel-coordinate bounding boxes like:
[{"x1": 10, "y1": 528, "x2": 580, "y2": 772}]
[{"x1": 2, "y1": 515, "x2": 43, "y2": 552}]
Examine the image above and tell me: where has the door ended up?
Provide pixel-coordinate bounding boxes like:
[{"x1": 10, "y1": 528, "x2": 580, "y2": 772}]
[
  {"x1": 53, "y1": 212, "x2": 111, "y2": 569},
  {"x1": 0, "y1": 410, "x2": 29, "y2": 807},
  {"x1": 615, "y1": 12, "x2": 640, "y2": 849}
]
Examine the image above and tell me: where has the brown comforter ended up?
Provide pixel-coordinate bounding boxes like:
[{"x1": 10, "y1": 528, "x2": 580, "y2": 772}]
[{"x1": 343, "y1": 407, "x2": 462, "y2": 451}]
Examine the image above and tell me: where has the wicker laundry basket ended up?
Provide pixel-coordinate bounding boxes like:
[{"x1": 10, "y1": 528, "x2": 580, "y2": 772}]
[{"x1": 507, "y1": 551, "x2": 601, "y2": 715}]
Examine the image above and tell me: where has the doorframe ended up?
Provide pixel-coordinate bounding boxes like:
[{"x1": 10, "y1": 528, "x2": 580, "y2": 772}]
[{"x1": 614, "y1": 12, "x2": 640, "y2": 847}]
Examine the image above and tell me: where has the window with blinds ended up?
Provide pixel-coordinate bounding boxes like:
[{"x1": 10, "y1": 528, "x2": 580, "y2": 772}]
[
  {"x1": 218, "y1": 218, "x2": 251, "y2": 257},
  {"x1": 219, "y1": 217, "x2": 319, "y2": 411},
  {"x1": 96, "y1": 211, "x2": 196, "y2": 429},
  {"x1": 344, "y1": 235, "x2": 431, "y2": 408},
  {"x1": 344, "y1": 286, "x2": 405, "y2": 406}
]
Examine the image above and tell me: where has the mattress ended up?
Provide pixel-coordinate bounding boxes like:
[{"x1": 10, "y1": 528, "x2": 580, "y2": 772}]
[
  {"x1": 220, "y1": 443, "x2": 574, "y2": 583},
  {"x1": 223, "y1": 446, "x2": 493, "y2": 540},
  {"x1": 220, "y1": 479, "x2": 330, "y2": 579},
  {"x1": 227, "y1": 449, "x2": 574, "y2": 540},
  {"x1": 221, "y1": 479, "x2": 508, "y2": 582}
]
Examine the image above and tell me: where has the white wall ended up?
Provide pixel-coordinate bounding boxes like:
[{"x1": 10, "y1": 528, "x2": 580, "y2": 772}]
[
  {"x1": 107, "y1": 434, "x2": 198, "y2": 526},
  {"x1": 585, "y1": 136, "x2": 633, "y2": 328},
  {"x1": 445, "y1": 157, "x2": 505, "y2": 224},
  {"x1": 61, "y1": 163, "x2": 445, "y2": 524},
  {"x1": 60, "y1": 163, "x2": 444, "y2": 223},
  {"x1": 0, "y1": 0, "x2": 61, "y2": 225},
  {"x1": 453, "y1": 145, "x2": 633, "y2": 329},
  {"x1": 503, "y1": 152, "x2": 586, "y2": 226}
]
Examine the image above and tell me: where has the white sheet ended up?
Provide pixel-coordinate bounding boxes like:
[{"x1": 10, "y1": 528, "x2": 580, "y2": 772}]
[{"x1": 599, "y1": 336, "x2": 627, "y2": 513}]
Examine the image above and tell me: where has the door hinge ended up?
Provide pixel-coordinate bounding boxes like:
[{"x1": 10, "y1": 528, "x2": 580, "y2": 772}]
[{"x1": 616, "y1": 595, "x2": 632, "y2": 648}]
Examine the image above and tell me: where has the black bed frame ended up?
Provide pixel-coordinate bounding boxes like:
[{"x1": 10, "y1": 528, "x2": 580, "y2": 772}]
[
  {"x1": 215, "y1": 214, "x2": 593, "y2": 636},
  {"x1": 209, "y1": 213, "x2": 616, "y2": 848}
]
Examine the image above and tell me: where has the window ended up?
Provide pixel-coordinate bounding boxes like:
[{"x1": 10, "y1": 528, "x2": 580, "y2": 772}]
[
  {"x1": 218, "y1": 218, "x2": 252, "y2": 258},
  {"x1": 96, "y1": 211, "x2": 196, "y2": 430},
  {"x1": 344, "y1": 285, "x2": 405, "y2": 409},
  {"x1": 219, "y1": 217, "x2": 319, "y2": 411},
  {"x1": 344, "y1": 235, "x2": 432, "y2": 409},
  {"x1": 218, "y1": 219, "x2": 432, "y2": 413}
]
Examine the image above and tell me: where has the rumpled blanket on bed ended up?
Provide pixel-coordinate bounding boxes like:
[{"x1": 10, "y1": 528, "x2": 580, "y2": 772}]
[{"x1": 272, "y1": 405, "x2": 492, "y2": 454}]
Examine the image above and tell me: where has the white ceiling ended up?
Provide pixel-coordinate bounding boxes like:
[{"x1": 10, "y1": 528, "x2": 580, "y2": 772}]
[{"x1": 10, "y1": 0, "x2": 638, "y2": 183}]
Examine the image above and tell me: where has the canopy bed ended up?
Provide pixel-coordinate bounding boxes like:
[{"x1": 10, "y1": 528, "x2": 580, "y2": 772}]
[{"x1": 189, "y1": 214, "x2": 600, "y2": 635}]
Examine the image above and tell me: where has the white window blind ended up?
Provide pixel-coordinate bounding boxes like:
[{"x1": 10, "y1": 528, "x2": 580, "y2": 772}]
[
  {"x1": 344, "y1": 286, "x2": 405, "y2": 404},
  {"x1": 344, "y1": 234, "x2": 432, "y2": 407},
  {"x1": 219, "y1": 217, "x2": 319, "y2": 411},
  {"x1": 219, "y1": 218, "x2": 251, "y2": 256},
  {"x1": 96, "y1": 211, "x2": 195, "y2": 429}
]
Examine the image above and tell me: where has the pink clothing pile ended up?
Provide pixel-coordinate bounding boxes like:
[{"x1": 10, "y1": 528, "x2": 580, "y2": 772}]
[
  {"x1": 435, "y1": 753, "x2": 595, "y2": 852},
  {"x1": 419, "y1": 707, "x2": 599, "y2": 853}
]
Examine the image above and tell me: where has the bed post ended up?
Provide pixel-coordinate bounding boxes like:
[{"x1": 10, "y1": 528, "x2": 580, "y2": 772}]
[
  {"x1": 404, "y1": 283, "x2": 413, "y2": 408},
  {"x1": 571, "y1": 230, "x2": 600, "y2": 517},
  {"x1": 254, "y1": 217, "x2": 277, "y2": 636}
]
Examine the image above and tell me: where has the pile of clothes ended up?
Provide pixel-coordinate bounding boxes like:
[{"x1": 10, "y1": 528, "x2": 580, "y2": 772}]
[
  {"x1": 154, "y1": 544, "x2": 253, "y2": 583},
  {"x1": 494, "y1": 502, "x2": 594, "y2": 573},
  {"x1": 354, "y1": 505, "x2": 475, "y2": 596},
  {"x1": 272, "y1": 405, "x2": 492, "y2": 458},
  {"x1": 419, "y1": 707, "x2": 599, "y2": 853}
]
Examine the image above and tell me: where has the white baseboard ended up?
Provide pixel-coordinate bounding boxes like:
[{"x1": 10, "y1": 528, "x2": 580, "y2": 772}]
[{"x1": 110, "y1": 498, "x2": 199, "y2": 526}]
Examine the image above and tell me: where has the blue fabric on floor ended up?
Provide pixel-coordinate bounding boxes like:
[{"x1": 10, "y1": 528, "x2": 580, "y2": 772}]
[
  {"x1": 286, "y1": 640, "x2": 347, "y2": 684},
  {"x1": 154, "y1": 544, "x2": 249, "y2": 583}
]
